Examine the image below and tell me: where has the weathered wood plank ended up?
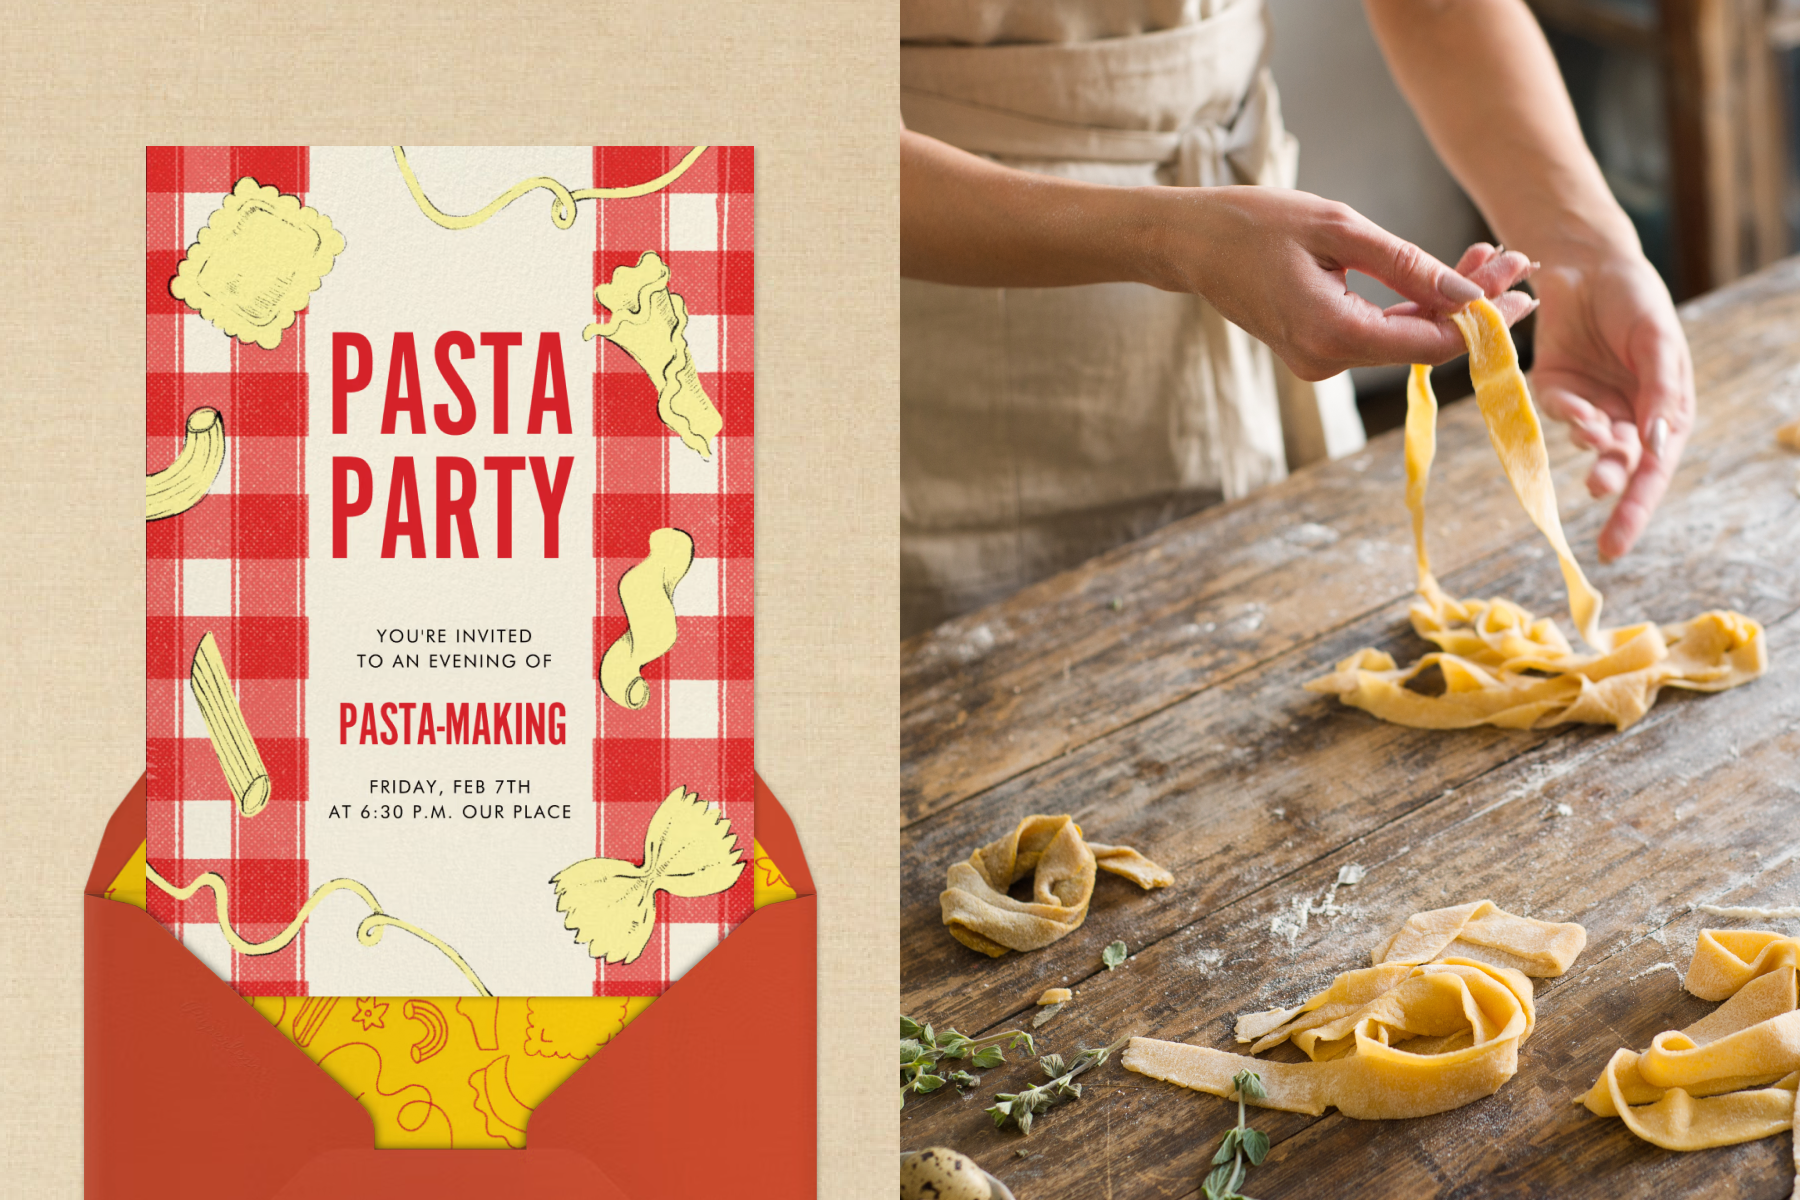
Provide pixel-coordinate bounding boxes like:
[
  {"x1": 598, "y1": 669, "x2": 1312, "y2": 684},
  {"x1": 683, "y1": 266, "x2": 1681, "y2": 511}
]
[
  {"x1": 901, "y1": 257, "x2": 1800, "y2": 826},
  {"x1": 902, "y1": 416, "x2": 1800, "y2": 1031},
  {"x1": 901, "y1": 608, "x2": 1800, "y2": 1198}
]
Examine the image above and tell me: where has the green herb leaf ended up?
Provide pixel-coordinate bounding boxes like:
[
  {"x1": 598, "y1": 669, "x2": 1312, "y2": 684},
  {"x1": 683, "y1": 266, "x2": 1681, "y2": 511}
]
[
  {"x1": 901, "y1": 1015, "x2": 924, "y2": 1040},
  {"x1": 900, "y1": 1037, "x2": 921, "y2": 1062},
  {"x1": 921, "y1": 1023, "x2": 936, "y2": 1049},
  {"x1": 1203, "y1": 1164, "x2": 1236, "y2": 1199},
  {"x1": 986, "y1": 1100, "x2": 1013, "y2": 1129},
  {"x1": 971, "y1": 1045, "x2": 1005, "y2": 1069},
  {"x1": 1212, "y1": 1128, "x2": 1241, "y2": 1165},
  {"x1": 1016, "y1": 1108, "x2": 1035, "y2": 1135},
  {"x1": 1241, "y1": 1127, "x2": 1270, "y2": 1166},
  {"x1": 949, "y1": 1070, "x2": 980, "y2": 1089},
  {"x1": 1010, "y1": 1031, "x2": 1038, "y2": 1054},
  {"x1": 1039, "y1": 1053, "x2": 1066, "y2": 1078},
  {"x1": 913, "y1": 1072, "x2": 947, "y2": 1094},
  {"x1": 1233, "y1": 1068, "x2": 1267, "y2": 1102},
  {"x1": 1102, "y1": 940, "x2": 1128, "y2": 970}
]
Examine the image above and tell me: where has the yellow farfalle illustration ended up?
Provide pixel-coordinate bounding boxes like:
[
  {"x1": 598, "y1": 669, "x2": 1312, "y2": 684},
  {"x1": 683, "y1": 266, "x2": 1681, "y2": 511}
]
[
  {"x1": 1125, "y1": 901, "x2": 1588, "y2": 1119},
  {"x1": 551, "y1": 785, "x2": 745, "y2": 965},
  {"x1": 1306, "y1": 299, "x2": 1766, "y2": 731},
  {"x1": 146, "y1": 407, "x2": 225, "y2": 521},
  {"x1": 1581, "y1": 930, "x2": 1797, "y2": 1163},
  {"x1": 585, "y1": 251, "x2": 723, "y2": 458},
  {"x1": 169, "y1": 177, "x2": 344, "y2": 350},
  {"x1": 599, "y1": 527, "x2": 693, "y2": 710}
]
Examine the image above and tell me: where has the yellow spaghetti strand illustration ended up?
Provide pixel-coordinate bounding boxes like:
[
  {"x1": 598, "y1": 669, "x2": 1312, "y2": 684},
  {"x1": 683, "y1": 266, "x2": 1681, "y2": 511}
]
[
  {"x1": 145, "y1": 862, "x2": 492, "y2": 997},
  {"x1": 392, "y1": 145, "x2": 710, "y2": 231}
]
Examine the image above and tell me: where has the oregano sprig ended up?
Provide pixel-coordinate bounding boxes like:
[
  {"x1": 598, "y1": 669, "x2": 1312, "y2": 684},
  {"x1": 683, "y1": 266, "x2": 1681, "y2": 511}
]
[
  {"x1": 986, "y1": 1034, "x2": 1130, "y2": 1134},
  {"x1": 1202, "y1": 1069, "x2": 1269, "y2": 1200},
  {"x1": 901, "y1": 1014, "x2": 1035, "y2": 1108}
]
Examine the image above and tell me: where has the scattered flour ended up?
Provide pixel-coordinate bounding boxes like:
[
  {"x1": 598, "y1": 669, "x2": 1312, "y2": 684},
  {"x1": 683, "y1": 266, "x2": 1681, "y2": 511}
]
[
  {"x1": 1271, "y1": 864, "x2": 1368, "y2": 947},
  {"x1": 1543, "y1": 803, "x2": 1574, "y2": 820},
  {"x1": 1628, "y1": 962, "x2": 1680, "y2": 982}
]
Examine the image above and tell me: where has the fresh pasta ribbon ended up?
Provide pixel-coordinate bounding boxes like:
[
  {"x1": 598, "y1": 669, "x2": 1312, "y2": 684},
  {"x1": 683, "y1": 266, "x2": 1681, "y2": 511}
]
[
  {"x1": 551, "y1": 786, "x2": 745, "y2": 965},
  {"x1": 146, "y1": 407, "x2": 225, "y2": 521},
  {"x1": 1307, "y1": 299, "x2": 1766, "y2": 731},
  {"x1": 145, "y1": 861, "x2": 491, "y2": 997},
  {"x1": 939, "y1": 814, "x2": 1173, "y2": 958},
  {"x1": 1580, "y1": 930, "x2": 1798, "y2": 1177},
  {"x1": 190, "y1": 632, "x2": 270, "y2": 818},
  {"x1": 585, "y1": 251, "x2": 724, "y2": 458},
  {"x1": 599, "y1": 527, "x2": 694, "y2": 710},
  {"x1": 392, "y1": 145, "x2": 709, "y2": 231},
  {"x1": 1125, "y1": 901, "x2": 1587, "y2": 1119}
]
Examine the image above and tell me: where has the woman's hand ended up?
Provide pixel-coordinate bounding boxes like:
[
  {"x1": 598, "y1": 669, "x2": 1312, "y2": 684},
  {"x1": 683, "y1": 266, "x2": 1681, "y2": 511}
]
[
  {"x1": 1525, "y1": 247, "x2": 1692, "y2": 560},
  {"x1": 1148, "y1": 185, "x2": 1536, "y2": 380}
]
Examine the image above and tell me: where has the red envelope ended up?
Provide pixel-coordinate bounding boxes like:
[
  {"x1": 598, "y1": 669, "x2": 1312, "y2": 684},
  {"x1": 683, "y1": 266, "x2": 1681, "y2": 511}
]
[{"x1": 86, "y1": 772, "x2": 815, "y2": 1199}]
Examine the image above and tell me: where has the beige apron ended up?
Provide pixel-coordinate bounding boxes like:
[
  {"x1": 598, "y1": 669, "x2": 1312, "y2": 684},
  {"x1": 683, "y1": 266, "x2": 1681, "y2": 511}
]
[{"x1": 901, "y1": 0, "x2": 1365, "y2": 635}]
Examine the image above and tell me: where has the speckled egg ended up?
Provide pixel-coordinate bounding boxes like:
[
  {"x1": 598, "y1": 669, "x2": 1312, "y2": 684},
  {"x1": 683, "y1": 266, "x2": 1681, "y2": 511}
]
[{"x1": 900, "y1": 1146, "x2": 992, "y2": 1200}]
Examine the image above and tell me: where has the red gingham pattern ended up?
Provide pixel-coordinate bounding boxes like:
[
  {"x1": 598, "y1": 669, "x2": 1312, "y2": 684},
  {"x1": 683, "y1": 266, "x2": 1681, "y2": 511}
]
[
  {"x1": 145, "y1": 146, "x2": 313, "y2": 995},
  {"x1": 591, "y1": 147, "x2": 755, "y2": 995},
  {"x1": 147, "y1": 147, "x2": 754, "y2": 999}
]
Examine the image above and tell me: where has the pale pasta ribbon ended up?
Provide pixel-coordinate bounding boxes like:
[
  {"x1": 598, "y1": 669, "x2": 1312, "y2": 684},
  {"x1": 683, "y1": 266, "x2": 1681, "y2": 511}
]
[
  {"x1": 1581, "y1": 929, "x2": 1798, "y2": 1172},
  {"x1": 1125, "y1": 901, "x2": 1587, "y2": 1119},
  {"x1": 146, "y1": 862, "x2": 491, "y2": 996},
  {"x1": 939, "y1": 814, "x2": 1173, "y2": 958}
]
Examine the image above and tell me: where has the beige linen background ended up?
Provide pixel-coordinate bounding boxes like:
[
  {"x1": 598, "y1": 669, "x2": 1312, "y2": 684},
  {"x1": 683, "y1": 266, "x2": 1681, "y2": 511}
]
[{"x1": 0, "y1": 5, "x2": 898, "y2": 1195}]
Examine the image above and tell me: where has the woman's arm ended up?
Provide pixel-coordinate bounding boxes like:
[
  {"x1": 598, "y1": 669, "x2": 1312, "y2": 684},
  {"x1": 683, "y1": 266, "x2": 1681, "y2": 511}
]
[
  {"x1": 901, "y1": 127, "x2": 1534, "y2": 379},
  {"x1": 1365, "y1": 0, "x2": 1693, "y2": 559}
]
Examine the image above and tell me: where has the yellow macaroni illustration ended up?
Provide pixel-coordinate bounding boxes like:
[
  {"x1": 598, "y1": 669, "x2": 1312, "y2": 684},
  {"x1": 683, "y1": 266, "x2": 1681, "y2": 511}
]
[
  {"x1": 403, "y1": 999, "x2": 449, "y2": 1063},
  {"x1": 552, "y1": 785, "x2": 745, "y2": 965},
  {"x1": 169, "y1": 177, "x2": 344, "y2": 350},
  {"x1": 146, "y1": 862, "x2": 491, "y2": 996},
  {"x1": 599, "y1": 527, "x2": 694, "y2": 710},
  {"x1": 146, "y1": 407, "x2": 225, "y2": 521},
  {"x1": 392, "y1": 145, "x2": 709, "y2": 231},
  {"x1": 190, "y1": 632, "x2": 270, "y2": 818},
  {"x1": 585, "y1": 252, "x2": 724, "y2": 459}
]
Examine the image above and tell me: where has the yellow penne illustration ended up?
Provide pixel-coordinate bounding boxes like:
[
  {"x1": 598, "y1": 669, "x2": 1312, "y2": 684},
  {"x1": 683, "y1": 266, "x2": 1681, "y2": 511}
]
[
  {"x1": 146, "y1": 407, "x2": 225, "y2": 521},
  {"x1": 599, "y1": 528, "x2": 694, "y2": 710},
  {"x1": 189, "y1": 632, "x2": 270, "y2": 817},
  {"x1": 585, "y1": 252, "x2": 724, "y2": 458},
  {"x1": 551, "y1": 786, "x2": 745, "y2": 965}
]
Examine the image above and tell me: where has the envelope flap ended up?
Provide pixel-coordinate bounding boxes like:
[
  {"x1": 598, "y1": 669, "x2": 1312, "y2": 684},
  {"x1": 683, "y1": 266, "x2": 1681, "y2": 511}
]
[
  {"x1": 86, "y1": 773, "x2": 147, "y2": 897},
  {"x1": 85, "y1": 896, "x2": 372, "y2": 1199},
  {"x1": 752, "y1": 770, "x2": 814, "y2": 896},
  {"x1": 530, "y1": 893, "x2": 816, "y2": 1197}
]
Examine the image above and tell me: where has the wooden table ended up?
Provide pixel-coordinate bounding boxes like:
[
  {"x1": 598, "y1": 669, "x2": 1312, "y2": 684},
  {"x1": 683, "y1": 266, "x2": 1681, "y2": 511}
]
[{"x1": 900, "y1": 257, "x2": 1800, "y2": 1198}]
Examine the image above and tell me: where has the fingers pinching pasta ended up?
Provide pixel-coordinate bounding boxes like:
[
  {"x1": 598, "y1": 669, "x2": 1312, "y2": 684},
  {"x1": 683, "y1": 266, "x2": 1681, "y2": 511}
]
[
  {"x1": 1307, "y1": 299, "x2": 1766, "y2": 731},
  {"x1": 599, "y1": 528, "x2": 694, "y2": 710}
]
